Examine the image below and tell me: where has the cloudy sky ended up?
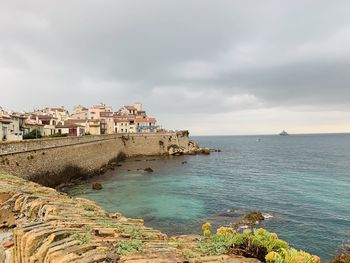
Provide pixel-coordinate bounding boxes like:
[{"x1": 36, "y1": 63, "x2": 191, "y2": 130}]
[{"x1": 1, "y1": 1, "x2": 350, "y2": 135}]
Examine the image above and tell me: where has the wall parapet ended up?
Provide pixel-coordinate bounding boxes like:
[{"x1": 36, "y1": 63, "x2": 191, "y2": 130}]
[{"x1": 0, "y1": 132, "x2": 186, "y2": 156}]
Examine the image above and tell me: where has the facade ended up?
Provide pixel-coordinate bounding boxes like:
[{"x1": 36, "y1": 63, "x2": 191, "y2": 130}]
[
  {"x1": 135, "y1": 118, "x2": 158, "y2": 133},
  {"x1": 56, "y1": 124, "x2": 85, "y2": 136},
  {"x1": 33, "y1": 107, "x2": 69, "y2": 122},
  {"x1": 100, "y1": 112, "x2": 114, "y2": 134},
  {"x1": 114, "y1": 103, "x2": 158, "y2": 133},
  {"x1": 32, "y1": 115, "x2": 58, "y2": 136},
  {"x1": 0, "y1": 108, "x2": 24, "y2": 141},
  {"x1": 23, "y1": 119, "x2": 45, "y2": 136}
]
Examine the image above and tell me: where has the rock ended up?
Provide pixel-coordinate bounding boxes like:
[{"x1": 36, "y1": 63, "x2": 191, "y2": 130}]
[
  {"x1": 2, "y1": 239, "x2": 14, "y2": 248},
  {"x1": 94, "y1": 228, "x2": 115, "y2": 237},
  {"x1": 0, "y1": 193, "x2": 13, "y2": 205},
  {"x1": 0, "y1": 247, "x2": 5, "y2": 263},
  {"x1": 331, "y1": 253, "x2": 350, "y2": 263},
  {"x1": 144, "y1": 167, "x2": 154, "y2": 173},
  {"x1": 0, "y1": 208, "x2": 16, "y2": 228},
  {"x1": 92, "y1": 182, "x2": 103, "y2": 190},
  {"x1": 244, "y1": 211, "x2": 264, "y2": 223},
  {"x1": 109, "y1": 212, "x2": 123, "y2": 219},
  {"x1": 200, "y1": 148, "x2": 210, "y2": 155}
]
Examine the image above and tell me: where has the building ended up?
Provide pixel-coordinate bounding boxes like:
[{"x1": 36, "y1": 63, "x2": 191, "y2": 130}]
[
  {"x1": 100, "y1": 111, "x2": 115, "y2": 134},
  {"x1": 31, "y1": 115, "x2": 58, "y2": 136},
  {"x1": 135, "y1": 117, "x2": 158, "y2": 133},
  {"x1": 23, "y1": 119, "x2": 45, "y2": 137},
  {"x1": 33, "y1": 106, "x2": 69, "y2": 122},
  {"x1": 56, "y1": 124, "x2": 85, "y2": 136},
  {"x1": 113, "y1": 103, "x2": 159, "y2": 133},
  {"x1": 70, "y1": 103, "x2": 113, "y2": 135},
  {"x1": 0, "y1": 108, "x2": 24, "y2": 141}
]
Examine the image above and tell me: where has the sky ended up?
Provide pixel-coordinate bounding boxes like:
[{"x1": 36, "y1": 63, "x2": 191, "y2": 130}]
[{"x1": 1, "y1": 1, "x2": 350, "y2": 135}]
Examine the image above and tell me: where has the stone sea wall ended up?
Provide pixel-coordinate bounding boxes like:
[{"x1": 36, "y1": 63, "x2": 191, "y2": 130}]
[{"x1": 0, "y1": 132, "x2": 197, "y2": 187}]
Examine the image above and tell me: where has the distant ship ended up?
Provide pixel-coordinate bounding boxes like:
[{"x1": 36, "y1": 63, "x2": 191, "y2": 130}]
[{"x1": 279, "y1": 130, "x2": 289, "y2": 136}]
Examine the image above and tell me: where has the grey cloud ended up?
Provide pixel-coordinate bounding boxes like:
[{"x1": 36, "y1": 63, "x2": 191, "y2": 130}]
[{"x1": 1, "y1": 0, "x2": 350, "y2": 133}]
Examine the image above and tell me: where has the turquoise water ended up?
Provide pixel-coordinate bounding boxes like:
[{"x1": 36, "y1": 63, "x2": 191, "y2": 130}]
[{"x1": 68, "y1": 134, "x2": 350, "y2": 260}]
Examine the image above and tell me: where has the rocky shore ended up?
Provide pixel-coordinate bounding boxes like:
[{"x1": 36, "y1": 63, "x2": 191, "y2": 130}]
[{"x1": 0, "y1": 172, "x2": 259, "y2": 263}]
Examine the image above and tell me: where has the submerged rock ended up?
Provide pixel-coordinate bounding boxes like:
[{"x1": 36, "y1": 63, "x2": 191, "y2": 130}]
[
  {"x1": 144, "y1": 167, "x2": 154, "y2": 173},
  {"x1": 92, "y1": 182, "x2": 103, "y2": 190},
  {"x1": 244, "y1": 211, "x2": 265, "y2": 222}
]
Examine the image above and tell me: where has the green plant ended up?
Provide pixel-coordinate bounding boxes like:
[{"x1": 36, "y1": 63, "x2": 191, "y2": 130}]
[
  {"x1": 72, "y1": 231, "x2": 92, "y2": 244},
  {"x1": 80, "y1": 211, "x2": 94, "y2": 217},
  {"x1": 97, "y1": 219, "x2": 116, "y2": 228},
  {"x1": 202, "y1": 222, "x2": 212, "y2": 237},
  {"x1": 116, "y1": 239, "x2": 143, "y2": 256},
  {"x1": 125, "y1": 226, "x2": 142, "y2": 239},
  {"x1": 82, "y1": 204, "x2": 96, "y2": 211},
  {"x1": 198, "y1": 235, "x2": 231, "y2": 256},
  {"x1": 183, "y1": 249, "x2": 201, "y2": 261},
  {"x1": 23, "y1": 129, "x2": 42, "y2": 139},
  {"x1": 265, "y1": 248, "x2": 320, "y2": 263},
  {"x1": 196, "y1": 226, "x2": 319, "y2": 262}
]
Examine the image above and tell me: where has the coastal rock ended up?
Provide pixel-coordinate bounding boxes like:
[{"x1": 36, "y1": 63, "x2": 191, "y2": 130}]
[
  {"x1": 94, "y1": 228, "x2": 115, "y2": 237},
  {"x1": 244, "y1": 211, "x2": 264, "y2": 222},
  {"x1": 92, "y1": 182, "x2": 103, "y2": 190},
  {"x1": 0, "y1": 193, "x2": 13, "y2": 204},
  {"x1": 144, "y1": 167, "x2": 154, "y2": 173},
  {"x1": 234, "y1": 211, "x2": 265, "y2": 229},
  {"x1": 0, "y1": 247, "x2": 5, "y2": 263},
  {"x1": 109, "y1": 212, "x2": 123, "y2": 219},
  {"x1": 2, "y1": 239, "x2": 14, "y2": 249},
  {"x1": 0, "y1": 208, "x2": 16, "y2": 228},
  {"x1": 200, "y1": 148, "x2": 210, "y2": 155},
  {"x1": 331, "y1": 253, "x2": 350, "y2": 263}
]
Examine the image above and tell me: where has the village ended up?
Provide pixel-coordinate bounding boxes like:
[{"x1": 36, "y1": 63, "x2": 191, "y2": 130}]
[{"x1": 0, "y1": 103, "x2": 160, "y2": 141}]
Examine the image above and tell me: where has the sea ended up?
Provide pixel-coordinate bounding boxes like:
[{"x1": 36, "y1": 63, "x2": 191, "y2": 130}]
[{"x1": 67, "y1": 134, "x2": 350, "y2": 260}]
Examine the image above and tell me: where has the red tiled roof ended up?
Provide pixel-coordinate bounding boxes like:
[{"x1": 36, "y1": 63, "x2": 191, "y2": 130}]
[
  {"x1": 56, "y1": 124, "x2": 85, "y2": 128},
  {"x1": 24, "y1": 120, "x2": 44, "y2": 126},
  {"x1": 32, "y1": 115, "x2": 57, "y2": 120},
  {"x1": 125, "y1": 106, "x2": 136, "y2": 110},
  {"x1": 0, "y1": 118, "x2": 12, "y2": 124},
  {"x1": 135, "y1": 117, "x2": 156, "y2": 123}
]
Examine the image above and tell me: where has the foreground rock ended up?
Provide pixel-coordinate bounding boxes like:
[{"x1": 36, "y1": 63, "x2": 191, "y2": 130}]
[
  {"x1": 0, "y1": 172, "x2": 260, "y2": 263},
  {"x1": 92, "y1": 182, "x2": 103, "y2": 190}
]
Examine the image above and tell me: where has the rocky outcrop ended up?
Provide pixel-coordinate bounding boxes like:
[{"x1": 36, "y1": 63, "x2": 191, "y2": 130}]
[
  {"x1": 167, "y1": 141, "x2": 211, "y2": 156},
  {"x1": 0, "y1": 173, "x2": 259, "y2": 263}
]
